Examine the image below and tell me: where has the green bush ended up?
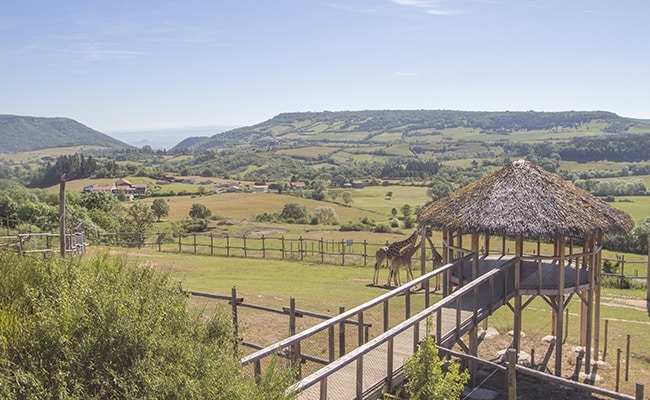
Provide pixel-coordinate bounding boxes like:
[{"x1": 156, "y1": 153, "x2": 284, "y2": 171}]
[
  {"x1": 402, "y1": 334, "x2": 469, "y2": 400},
  {"x1": 0, "y1": 253, "x2": 295, "y2": 399}
]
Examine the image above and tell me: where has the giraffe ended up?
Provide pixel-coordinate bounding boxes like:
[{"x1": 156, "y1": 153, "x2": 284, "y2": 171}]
[
  {"x1": 426, "y1": 235, "x2": 443, "y2": 269},
  {"x1": 372, "y1": 229, "x2": 418, "y2": 285},
  {"x1": 385, "y1": 239, "x2": 422, "y2": 287},
  {"x1": 372, "y1": 246, "x2": 389, "y2": 285},
  {"x1": 383, "y1": 234, "x2": 444, "y2": 287}
]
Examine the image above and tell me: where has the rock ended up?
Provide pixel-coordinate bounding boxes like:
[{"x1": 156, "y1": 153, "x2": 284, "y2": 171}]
[
  {"x1": 579, "y1": 372, "x2": 604, "y2": 383},
  {"x1": 496, "y1": 349, "x2": 530, "y2": 365},
  {"x1": 541, "y1": 335, "x2": 556, "y2": 343},
  {"x1": 507, "y1": 330, "x2": 526, "y2": 338},
  {"x1": 479, "y1": 327, "x2": 500, "y2": 340}
]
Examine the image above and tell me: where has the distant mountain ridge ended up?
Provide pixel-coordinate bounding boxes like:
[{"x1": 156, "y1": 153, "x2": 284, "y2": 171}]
[
  {"x1": 170, "y1": 109, "x2": 647, "y2": 152},
  {"x1": 0, "y1": 114, "x2": 132, "y2": 152}
]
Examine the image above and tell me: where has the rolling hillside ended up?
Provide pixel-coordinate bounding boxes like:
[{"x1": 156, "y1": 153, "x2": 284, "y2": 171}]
[
  {"x1": 171, "y1": 109, "x2": 650, "y2": 152},
  {"x1": 0, "y1": 114, "x2": 132, "y2": 152}
]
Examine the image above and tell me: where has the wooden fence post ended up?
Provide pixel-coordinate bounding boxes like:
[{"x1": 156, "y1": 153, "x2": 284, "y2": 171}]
[
  {"x1": 210, "y1": 232, "x2": 213, "y2": 256},
  {"x1": 226, "y1": 235, "x2": 230, "y2": 257},
  {"x1": 281, "y1": 236, "x2": 285, "y2": 259},
  {"x1": 616, "y1": 348, "x2": 621, "y2": 392},
  {"x1": 636, "y1": 383, "x2": 644, "y2": 400},
  {"x1": 178, "y1": 234, "x2": 181, "y2": 252},
  {"x1": 193, "y1": 233, "x2": 197, "y2": 254},
  {"x1": 363, "y1": 240, "x2": 367, "y2": 266},
  {"x1": 341, "y1": 239, "x2": 345, "y2": 265},
  {"x1": 261, "y1": 235, "x2": 266, "y2": 258},
  {"x1": 231, "y1": 286, "x2": 239, "y2": 338},
  {"x1": 243, "y1": 235, "x2": 247, "y2": 258},
  {"x1": 299, "y1": 236, "x2": 303, "y2": 261},
  {"x1": 320, "y1": 238, "x2": 324, "y2": 263},
  {"x1": 625, "y1": 334, "x2": 630, "y2": 381},
  {"x1": 507, "y1": 348, "x2": 517, "y2": 400}
]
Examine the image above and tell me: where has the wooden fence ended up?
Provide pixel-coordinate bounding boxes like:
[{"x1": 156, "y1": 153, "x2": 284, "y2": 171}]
[
  {"x1": 0, "y1": 231, "x2": 86, "y2": 257},
  {"x1": 92, "y1": 231, "x2": 650, "y2": 275},
  {"x1": 94, "y1": 231, "x2": 397, "y2": 266}
]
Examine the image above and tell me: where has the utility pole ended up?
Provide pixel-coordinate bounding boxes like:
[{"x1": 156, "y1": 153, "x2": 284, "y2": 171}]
[{"x1": 59, "y1": 177, "x2": 66, "y2": 258}]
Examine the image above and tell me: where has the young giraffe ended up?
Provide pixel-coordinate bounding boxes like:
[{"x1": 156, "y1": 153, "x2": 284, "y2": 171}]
[
  {"x1": 386, "y1": 239, "x2": 421, "y2": 287},
  {"x1": 372, "y1": 229, "x2": 419, "y2": 285}
]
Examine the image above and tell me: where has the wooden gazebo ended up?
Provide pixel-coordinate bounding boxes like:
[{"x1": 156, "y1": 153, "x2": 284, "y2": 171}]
[{"x1": 417, "y1": 159, "x2": 634, "y2": 376}]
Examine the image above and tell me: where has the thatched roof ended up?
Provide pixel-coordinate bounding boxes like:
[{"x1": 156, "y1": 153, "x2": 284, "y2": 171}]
[{"x1": 418, "y1": 160, "x2": 634, "y2": 238}]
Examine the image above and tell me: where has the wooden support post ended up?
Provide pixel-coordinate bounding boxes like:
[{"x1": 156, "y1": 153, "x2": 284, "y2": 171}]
[
  {"x1": 585, "y1": 237, "x2": 595, "y2": 373},
  {"x1": 647, "y1": 238, "x2": 650, "y2": 316},
  {"x1": 356, "y1": 311, "x2": 364, "y2": 400},
  {"x1": 594, "y1": 232, "x2": 603, "y2": 360},
  {"x1": 339, "y1": 306, "x2": 346, "y2": 357},
  {"x1": 555, "y1": 236, "x2": 566, "y2": 376},
  {"x1": 289, "y1": 297, "x2": 301, "y2": 379},
  {"x1": 513, "y1": 235, "x2": 523, "y2": 353},
  {"x1": 603, "y1": 319, "x2": 609, "y2": 361}
]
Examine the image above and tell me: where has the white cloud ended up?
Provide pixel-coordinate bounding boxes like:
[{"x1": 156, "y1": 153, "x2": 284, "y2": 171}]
[{"x1": 391, "y1": 0, "x2": 465, "y2": 16}]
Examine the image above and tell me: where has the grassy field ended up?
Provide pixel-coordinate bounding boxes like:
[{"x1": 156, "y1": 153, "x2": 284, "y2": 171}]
[{"x1": 103, "y1": 245, "x2": 650, "y2": 396}]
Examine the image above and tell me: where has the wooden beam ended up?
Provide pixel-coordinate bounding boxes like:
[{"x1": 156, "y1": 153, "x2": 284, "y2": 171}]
[{"x1": 555, "y1": 236, "x2": 566, "y2": 376}]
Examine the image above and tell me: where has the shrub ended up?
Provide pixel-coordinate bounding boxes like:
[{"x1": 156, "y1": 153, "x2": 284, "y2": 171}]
[
  {"x1": 373, "y1": 224, "x2": 392, "y2": 233},
  {"x1": 403, "y1": 333, "x2": 469, "y2": 400},
  {"x1": 0, "y1": 253, "x2": 296, "y2": 399}
]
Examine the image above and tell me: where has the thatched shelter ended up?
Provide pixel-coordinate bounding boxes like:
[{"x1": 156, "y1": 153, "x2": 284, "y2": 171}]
[
  {"x1": 418, "y1": 159, "x2": 633, "y2": 238},
  {"x1": 417, "y1": 159, "x2": 634, "y2": 377}
]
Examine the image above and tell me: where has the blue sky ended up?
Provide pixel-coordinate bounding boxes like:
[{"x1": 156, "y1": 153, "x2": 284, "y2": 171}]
[{"x1": 1, "y1": 0, "x2": 649, "y2": 134}]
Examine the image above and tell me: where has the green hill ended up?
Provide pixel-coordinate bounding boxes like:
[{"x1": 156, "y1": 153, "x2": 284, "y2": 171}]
[
  {"x1": 0, "y1": 114, "x2": 132, "y2": 152},
  {"x1": 171, "y1": 109, "x2": 649, "y2": 152}
]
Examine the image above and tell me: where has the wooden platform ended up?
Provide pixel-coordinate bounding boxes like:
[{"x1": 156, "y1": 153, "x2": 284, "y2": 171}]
[{"x1": 450, "y1": 255, "x2": 590, "y2": 296}]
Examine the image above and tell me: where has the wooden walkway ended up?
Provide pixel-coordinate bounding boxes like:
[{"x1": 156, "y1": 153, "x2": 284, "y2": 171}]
[
  {"x1": 296, "y1": 307, "x2": 472, "y2": 399},
  {"x1": 293, "y1": 258, "x2": 517, "y2": 399},
  {"x1": 245, "y1": 255, "x2": 591, "y2": 399}
]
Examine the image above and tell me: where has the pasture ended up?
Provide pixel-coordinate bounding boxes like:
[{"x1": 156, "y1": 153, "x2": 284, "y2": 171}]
[{"x1": 106, "y1": 245, "x2": 650, "y2": 396}]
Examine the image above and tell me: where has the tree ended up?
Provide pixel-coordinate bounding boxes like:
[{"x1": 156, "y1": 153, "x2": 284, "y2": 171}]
[
  {"x1": 341, "y1": 191, "x2": 353, "y2": 206},
  {"x1": 120, "y1": 202, "x2": 155, "y2": 247},
  {"x1": 404, "y1": 332, "x2": 469, "y2": 399},
  {"x1": 151, "y1": 198, "x2": 170, "y2": 222},
  {"x1": 80, "y1": 191, "x2": 120, "y2": 213},
  {"x1": 401, "y1": 204, "x2": 412, "y2": 218},
  {"x1": 312, "y1": 207, "x2": 338, "y2": 225},
  {"x1": 0, "y1": 195, "x2": 18, "y2": 225},
  {"x1": 426, "y1": 177, "x2": 453, "y2": 202},
  {"x1": 189, "y1": 203, "x2": 212, "y2": 220},
  {"x1": 280, "y1": 202, "x2": 308, "y2": 223}
]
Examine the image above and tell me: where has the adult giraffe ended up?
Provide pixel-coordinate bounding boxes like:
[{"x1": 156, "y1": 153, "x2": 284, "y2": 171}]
[
  {"x1": 372, "y1": 229, "x2": 419, "y2": 285},
  {"x1": 386, "y1": 235, "x2": 444, "y2": 287}
]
